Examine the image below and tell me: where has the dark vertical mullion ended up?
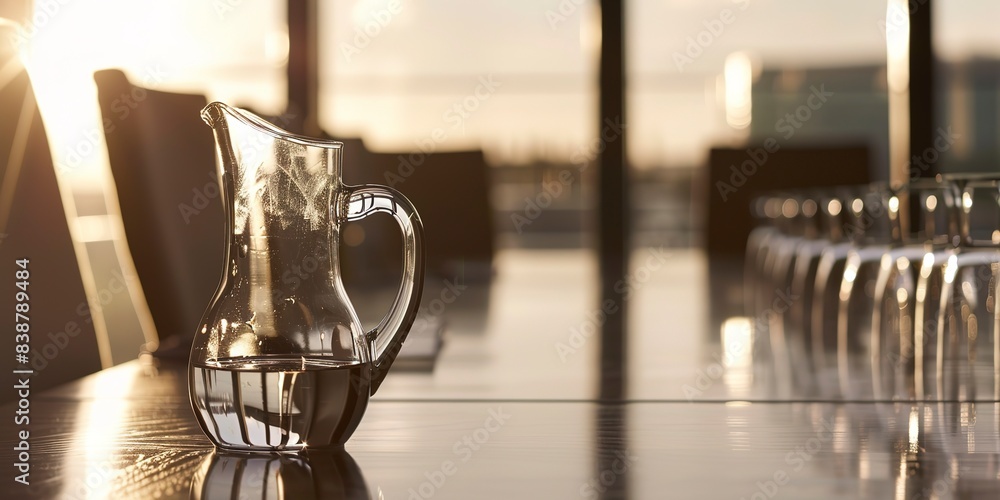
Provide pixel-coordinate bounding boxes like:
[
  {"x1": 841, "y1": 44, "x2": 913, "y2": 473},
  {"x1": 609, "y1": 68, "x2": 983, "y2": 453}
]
[
  {"x1": 598, "y1": 0, "x2": 628, "y2": 402},
  {"x1": 909, "y1": 0, "x2": 934, "y2": 178},
  {"x1": 597, "y1": 1, "x2": 629, "y2": 498},
  {"x1": 286, "y1": 0, "x2": 320, "y2": 135}
]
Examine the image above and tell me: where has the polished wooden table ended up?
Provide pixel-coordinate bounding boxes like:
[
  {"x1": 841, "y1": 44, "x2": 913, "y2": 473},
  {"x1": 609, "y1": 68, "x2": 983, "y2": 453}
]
[{"x1": 4, "y1": 250, "x2": 1000, "y2": 499}]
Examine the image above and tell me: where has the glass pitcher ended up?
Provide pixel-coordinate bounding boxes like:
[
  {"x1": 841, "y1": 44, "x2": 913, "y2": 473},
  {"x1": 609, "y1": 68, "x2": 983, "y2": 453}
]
[{"x1": 188, "y1": 102, "x2": 424, "y2": 452}]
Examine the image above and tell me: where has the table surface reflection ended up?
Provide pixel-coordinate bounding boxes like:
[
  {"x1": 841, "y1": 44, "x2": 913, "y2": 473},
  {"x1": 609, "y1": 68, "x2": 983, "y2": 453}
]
[
  {"x1": 3, "y1": 249, "x2": 1000, "y2": 498},
  {"x1": 5, "y1": 359, "x2": 1000, "y2": 499}
]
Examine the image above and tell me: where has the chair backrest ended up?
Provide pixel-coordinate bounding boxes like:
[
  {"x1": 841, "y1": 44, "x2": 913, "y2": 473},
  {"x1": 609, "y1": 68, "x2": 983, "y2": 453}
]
[
  {"x1": 702, "y1": 145, "x2": 872, "y2": 258},
  {"x1": 340, "y1": 146, "x2": 495, "y2": 284},
  {"x1": 700, "y1": 145, "x2": 872, "y2": 339},
  {"x1": 94, "y1": 69, "x2": 224, "y2": 347},
  {"x1": 0, "y1": 37, "x2": 103, "y2": 397}
]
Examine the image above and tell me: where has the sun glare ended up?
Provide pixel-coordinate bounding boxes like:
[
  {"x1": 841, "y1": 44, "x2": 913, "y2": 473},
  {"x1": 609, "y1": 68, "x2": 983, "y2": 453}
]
[
  {"x1": 17, "y1": 1, "x2": 193, "y2": 190},
  {"x1": 724, "y1": 51, "x2": 752, "y2": 130}
]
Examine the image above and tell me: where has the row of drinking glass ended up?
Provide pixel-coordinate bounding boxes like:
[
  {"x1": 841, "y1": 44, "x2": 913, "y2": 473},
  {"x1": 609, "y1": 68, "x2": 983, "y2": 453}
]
[{"x1": 745, "y1": 175, "x2": 1000, "y2": 401}]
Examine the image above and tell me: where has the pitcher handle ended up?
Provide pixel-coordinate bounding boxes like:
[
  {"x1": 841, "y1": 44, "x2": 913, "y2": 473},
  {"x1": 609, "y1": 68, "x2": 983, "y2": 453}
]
[{"x1": 340, "y1": 184, "x2": 425, "y2": 394}]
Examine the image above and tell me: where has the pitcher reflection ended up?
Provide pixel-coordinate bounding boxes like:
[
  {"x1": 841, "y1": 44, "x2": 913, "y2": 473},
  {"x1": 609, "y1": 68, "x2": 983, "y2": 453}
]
[{"x1": 190, "y1": 450, "x2": 369, "y2": 499}]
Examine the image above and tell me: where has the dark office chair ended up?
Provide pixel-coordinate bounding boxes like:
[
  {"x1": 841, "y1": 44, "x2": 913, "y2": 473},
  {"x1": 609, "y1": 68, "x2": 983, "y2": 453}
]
[
  {"x1": 0, "y1": 35, "x2": 103, "y2": 398},
  {"x1": 701, "y1": 145, "x2": 872, "y2": 258},
  {"x1": 94, "y1": 69, "x2": 225, "y2": 351},
  {"x1": 339, "y1": 144, "x2": 495, "y2": 349},
  {"x1": 699, "y1": 144, "x2": 872, "y2": 343},
  {"x1": 341, "y1": 148, "x2": 495, "y2": 283}
]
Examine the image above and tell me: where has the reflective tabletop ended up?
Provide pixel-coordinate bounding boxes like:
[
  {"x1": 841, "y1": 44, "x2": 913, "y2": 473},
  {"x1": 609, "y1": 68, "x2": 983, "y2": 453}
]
[{"x1": 4, "y1": 249, "x2": 1000, "y2": 499}]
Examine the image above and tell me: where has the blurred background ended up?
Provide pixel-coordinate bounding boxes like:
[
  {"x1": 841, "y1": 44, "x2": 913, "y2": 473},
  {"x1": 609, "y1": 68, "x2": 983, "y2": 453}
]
[{"x1": 4, "y1": 0, "x2": 1000, "y2": 391}]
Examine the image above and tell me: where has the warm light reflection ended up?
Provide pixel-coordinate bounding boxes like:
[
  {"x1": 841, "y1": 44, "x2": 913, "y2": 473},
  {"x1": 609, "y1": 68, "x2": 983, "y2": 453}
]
[
  {"x1": 896, "y1": 287, "x2": 908, "y2": 306},
  {"x1": 894, "y1": 453, "x2": 907, "y2": 500},
  {"x1": 919, "y1": 252, "x2": 935, "y2": 279},
  {"x1": 265, "y1": 27, "x2": 290, "y2": 67},
  {"x1": 61, "y1": 367, "x2": 135, "y2": 499},
  {"x1": 944, "y1": 254, "x2": 959, "y2": 284},
  {"x1": 724, "y1": 51, "x2": 752, "y2": 129},
  {"x1": 831, "y1": 410, "x2": 848, "y2": 453},
  {"x1": 895, "y1": 256, "x2": 910, "y2": 273},
  {"x1": 765, "y1": 198, "x2": 782, "y2": 219},
  {"x1": 581, "y1": 2, "x2": 602, "y2": 60},
  {"x1": 925, "y1": 194, "x2": 938, "y2": 212},
  {"x1": 858, "y1": 447, "x2": 870, "y2": 480},
  {"x1": 73, "y1": 215, "x2": 114, "y2": 243},
  {"x1": 721, "y1": 317, "x2": 753, "y2": 393},
  {"x1": 885, "y1": 0, "x2": 910, "y2": 93},
  {"x1": 961, "y1": 402, "x2": 976, "y2": 453},
  {"x1": 841, "y1": 260, "x2": 859, "y2": 292},
  {"x1": 827, "y1": 199, "x2": 842, "y2": 217},
  {"x1": 801, "y1": 199, "x2": 817, "y2": 217},
  {"x1": 781, "y1": 199, "x2": 799, "y2": 218},
  {"x1": 851, "y1": 198, "x2": 864, "y2": 215},
  {"x1": 725, "y1": 411, "x2": 750, "y2": 452},
  {"x1": 885, "y1": 0, "x2": 909, "y2": 187},
  {"x1": 907, "y1": 406, "x2": 920, "y2": 453}
]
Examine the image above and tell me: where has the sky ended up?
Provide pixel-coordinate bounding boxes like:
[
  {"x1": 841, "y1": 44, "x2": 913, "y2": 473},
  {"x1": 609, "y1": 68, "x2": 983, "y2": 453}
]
[{"x1": 11, "y1": 0, "x2": 1000, "y2": 192}]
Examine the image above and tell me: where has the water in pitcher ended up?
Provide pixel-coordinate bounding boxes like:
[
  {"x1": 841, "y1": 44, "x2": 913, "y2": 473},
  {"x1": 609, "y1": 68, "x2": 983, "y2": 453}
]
[{"x1": 191, "y1": 356, "x2": 370, "y2": 451}]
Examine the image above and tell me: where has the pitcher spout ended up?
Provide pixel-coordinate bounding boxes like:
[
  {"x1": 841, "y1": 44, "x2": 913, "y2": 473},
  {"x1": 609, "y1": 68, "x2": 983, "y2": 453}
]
[
  {"x1": 200, "y1": 101, "x2": 227, "y2": 129},
  {"x1": 200, "y1": 101, "x2": 274, "y2": 153},
  {"x1": 201, "y1": 101, "x2": 342, "y2": 152}
]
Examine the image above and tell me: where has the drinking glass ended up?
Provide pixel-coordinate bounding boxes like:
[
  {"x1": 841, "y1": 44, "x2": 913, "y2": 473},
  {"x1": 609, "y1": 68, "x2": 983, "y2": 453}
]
[
  {"x1": 810, "y1": 186, "x2": 871, "y2": 395},
  {"x1": 764, "y1": 192, "x2": 823, "y2": 393},
  {"x1": 932, "y1": 176, "x2": 1000, "y2": 401},
  {"x1": 785, "y1": 188, "x2": 852, "y2": 392},
  {"x1": 835, "y1": 185, "x2": 897, "y2": 399},
  {"x1": 744, "y1": 194, "x2": 782, "y2": 317},
  {"x1": 871, "y1": 178, "x2": 960, "y2": 400}
]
